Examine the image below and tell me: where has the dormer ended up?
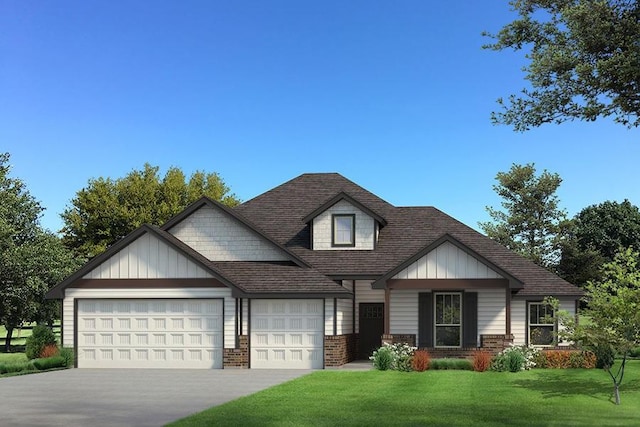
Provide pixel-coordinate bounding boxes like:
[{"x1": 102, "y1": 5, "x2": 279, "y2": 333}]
[{"x1": 302, "y1": 192, "x2": 387, "y2": 250}]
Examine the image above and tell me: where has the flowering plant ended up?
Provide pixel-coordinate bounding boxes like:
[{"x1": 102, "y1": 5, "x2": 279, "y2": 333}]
[
  {"x1": 491, "y1": 344, "x2": 539, "y2": 372},
  {"x1": 370, "y1": 342, "x2": 417, "y2": 371}
]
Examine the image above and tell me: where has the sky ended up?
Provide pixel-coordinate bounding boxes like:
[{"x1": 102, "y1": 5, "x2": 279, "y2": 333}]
[{"x1": 2, "y1": 1, "x2": 639, "y2": 234}]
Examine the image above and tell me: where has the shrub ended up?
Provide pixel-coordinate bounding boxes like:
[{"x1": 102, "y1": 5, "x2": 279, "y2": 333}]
[
  {"x1": 25, "y1": 325, "x2": 57, "y2": 360},
  {"x1": 593, "y1": 344, "x2": 615, "y2": 369},
  {"x1": 40, "y1": 344, "x2": 59, "y2": 359},
  {"x1": 430, "y1": 358, "x2": 473, "y2": 371},
  {"x1": 533, "y1": 351, "x2": 547, "y2": 368},
  {"x1": 371, "y1": 346, "x2": 394, "y2": 370},
  {"x1": 370, "y1": 342, "x2": 417, "y2": 371},
  {"x1": 411, "y1": 350, "x2": 431, "y2": 372},
  {"x1": 33, "y1": 356, "x2": 66, "y2": 371},
  {"x1": 629, "y1": 346, "x2": 640, "y2": 358},
  {"x1": 59, "y1": 347, "x2": 75, "y2": 368},
  {"x1": 472, "y1": 351, "x2": 492, "y2": 372},
  {"x1": 545, "y1": 350, "x2": 572, "y2": 368},
  {"x1": 491, "y1": 345, "x2": 539, "y2": 372},
  {"x1": 0, "y1": 361, "x2": 36, "y2": 374}
]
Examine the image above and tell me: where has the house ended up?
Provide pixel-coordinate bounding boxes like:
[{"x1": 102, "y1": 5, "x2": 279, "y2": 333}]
[{"x1": 46, "y1": 173, "x2": 582, "y2": 369}]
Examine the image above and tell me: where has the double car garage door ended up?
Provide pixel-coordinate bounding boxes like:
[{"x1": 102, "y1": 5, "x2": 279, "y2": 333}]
[{"x1": 76, "y1": 298, "x2": 324, "y2": 369}]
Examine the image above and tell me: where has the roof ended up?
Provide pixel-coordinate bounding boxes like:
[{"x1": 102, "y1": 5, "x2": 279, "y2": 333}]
[{"x1": 236, "y1": 173, "x2": 582, "y2": 297}]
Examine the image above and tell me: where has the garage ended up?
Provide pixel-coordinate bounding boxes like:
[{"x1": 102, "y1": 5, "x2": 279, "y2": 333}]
[
  {"x1": 250, "y1": 299, "x2": 324, "y2": 369},
  {"x1": 76, "y1": 299, "x2": 224, "y2": 369}
]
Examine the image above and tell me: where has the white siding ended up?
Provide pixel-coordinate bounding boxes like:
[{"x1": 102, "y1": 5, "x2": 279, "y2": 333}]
[
  {"x1": 388, "y1": 289, "x2": 507, "y2": 344},
  {"x1": 169, "y1": 206, "x2": 290, "y2": 261},
  {"x1": 511, "y1": 297, "x2": 576, "y2": 346},
  {"x1": 478, "y1": 289, "x2": 506, "y2": 336},
  {"x1": 393, "y1": 241, "x2": 503, "y2": 279},
  {"x1": 84, "y1": 233, "x2": 212, "y2": 279},
  {"x1": 354, "y1": 280, "x2": 384, "y2": 332},
  {"x1": 336, "y1": 298, "x2": 353, "y2": 335},
  {"x1": 312, "y1": 200, "x2": 375, "y2": 250},
  {"x1": 389, "y1": 289, "x2": 420, "y2": 334},
  {"x1": 63, "y1": 287, "x2": 235, "y2": 349},
  {"x1": 241, "y1": 299, "x2": 249, "y2": 335},
  {"x1": 325, "y1": 299, "x2": 334, "y2": 335}
]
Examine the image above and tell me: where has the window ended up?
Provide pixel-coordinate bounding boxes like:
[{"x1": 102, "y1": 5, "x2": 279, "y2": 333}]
[
  {"x1": 434, "y1": 292, "x2": 461, "y2": 347},
  {"x1": 528, "y1": 302, "x2": 555, "y2": 346},
  {"x1": 332, "y1": 214, "x2": 355, "y2": 247}
]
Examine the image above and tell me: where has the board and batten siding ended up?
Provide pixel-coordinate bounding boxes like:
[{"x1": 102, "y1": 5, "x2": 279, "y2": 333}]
[
  {"x1": 511, "y1": 296, "x2": 576, "y2": 346},
  {"x1": 63, "y1": 288, "x2": 235, "y2": 349},
  {"x1": 392, "y1": 241, "x2": 503, "y2": 280},
  {"x1": 388, "y1": 289, "x2": 507, "y2": 344},
  {"x1": 84, "y1": 232, "x2": 212, "y2": 279},
  {"x1": 354, "y1": 280, "x2": 384, "y2": 332},
  {"x1": 169, "y1": 205, "x2": 290, "y2": 261},
  {"x1": 312, "y1": 200, "x2": 375, "y2": 250}
]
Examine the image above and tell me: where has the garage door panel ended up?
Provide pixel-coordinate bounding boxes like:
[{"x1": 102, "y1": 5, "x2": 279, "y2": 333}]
[
  {"x1": 251, "y1": 299, "x2": 324, "y2": 369},
  {"x1": 77, "y1": 299, "x2": 223, "y2": 369}
]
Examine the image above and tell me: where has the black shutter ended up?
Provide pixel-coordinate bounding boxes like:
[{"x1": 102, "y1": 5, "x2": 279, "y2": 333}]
[
  {"x1": 418, "y1": 293, "x2": 433, "y2": 348},
  {"x1": 463, "y1": 292, "x2": 478, "y2": 348}
]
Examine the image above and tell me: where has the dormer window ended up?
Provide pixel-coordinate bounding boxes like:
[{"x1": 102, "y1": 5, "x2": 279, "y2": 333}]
[{"x1": 332, "y1": 214, "x2": 355, "y2": 247}]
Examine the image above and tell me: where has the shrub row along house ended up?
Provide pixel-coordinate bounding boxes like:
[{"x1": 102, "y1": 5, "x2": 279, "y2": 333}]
[{"x1": 46, "y1": 173, "x2": 582, "y2": 369}]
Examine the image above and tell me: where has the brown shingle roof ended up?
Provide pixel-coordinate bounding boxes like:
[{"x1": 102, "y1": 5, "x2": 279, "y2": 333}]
[{"x1": 236, "y1": 173, "x2": 582, "y2": 297}]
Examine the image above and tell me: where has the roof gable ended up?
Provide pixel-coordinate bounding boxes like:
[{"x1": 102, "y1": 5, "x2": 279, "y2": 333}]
[{"x1": 302, "y1": 191, "x2": 387, "y2": 226}]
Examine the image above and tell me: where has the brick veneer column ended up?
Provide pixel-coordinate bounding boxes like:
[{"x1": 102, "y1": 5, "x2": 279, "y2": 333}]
[{"x1": 223, "y1": 335, "x2": 249, "y2": 368}]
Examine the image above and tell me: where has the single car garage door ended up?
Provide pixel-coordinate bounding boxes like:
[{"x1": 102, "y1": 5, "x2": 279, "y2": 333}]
[
  {"x1": 251, "y1": 299, "x2": 324, "y2": 369},
  {"x1": 77, "y1": 299, "x2": 223, "y2": 368}
]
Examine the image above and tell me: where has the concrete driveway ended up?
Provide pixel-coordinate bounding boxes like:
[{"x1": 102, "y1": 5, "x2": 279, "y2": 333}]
[{"x1": 0, "y1": 368, "x2": 311, "y2": 427}]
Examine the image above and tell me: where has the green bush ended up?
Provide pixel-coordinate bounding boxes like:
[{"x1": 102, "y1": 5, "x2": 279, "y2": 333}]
[
  {"x1": 593, "y1": 344, "x2": 615, "y2": 369},
  {"x1": 33, "y1": 356, "x2": 66, "y2": 370},
  {"x1": 429, "y1": 358, "x2": 473, "y2": 371},
  {"x1": 372, "y1": 347, "x2": 394, "y2": 370},
  {"x1": 25, "y1": 325, "x2": 57, "y2": 360},
  {"x1": 59, "y1": 347, "x2": 75, "y2": 368},
  {"x1": 491, "y1": 345, "x2": 539, "y2": 372},
  {"x1": 0, "y1": 361, "x2": 35, "y2": 374},
  {"x1": 629, "y1": 347, "x2": 640, "y2": 358},
  {"x1": 507, "y1": 351, "x2": 525, "y2": 372}
]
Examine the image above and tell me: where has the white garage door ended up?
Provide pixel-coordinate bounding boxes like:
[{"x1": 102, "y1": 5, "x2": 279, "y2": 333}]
[
  {"x1": 77, "y1": 299, "x2": 223, "y2": 369},
  {"x1": 251, "y1": 299, "x2": 324, "y2": 369}
]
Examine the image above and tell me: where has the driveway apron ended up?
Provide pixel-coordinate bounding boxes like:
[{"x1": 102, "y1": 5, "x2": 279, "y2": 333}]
[{"x1": 0, "y1": 369, "x2": 311, "y2": 427}]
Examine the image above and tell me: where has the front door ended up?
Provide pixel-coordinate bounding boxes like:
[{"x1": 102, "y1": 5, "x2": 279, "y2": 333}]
[{"x1": 359, "y1": 303, "x2": 384, "y2": 359}]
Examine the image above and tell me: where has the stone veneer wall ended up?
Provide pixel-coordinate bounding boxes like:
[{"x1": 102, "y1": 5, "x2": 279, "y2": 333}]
[
  {"x1": 324, "y1": 334, "x2": 357, "y2": 366},
  {"x1": 223, "y1": 335, "x2": 249, "y2": 368}
]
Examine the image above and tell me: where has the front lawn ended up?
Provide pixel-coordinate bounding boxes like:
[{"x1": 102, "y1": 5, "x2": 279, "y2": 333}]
[{"x1": 169, "y1": 361, "x2": 640, "y2": 427}]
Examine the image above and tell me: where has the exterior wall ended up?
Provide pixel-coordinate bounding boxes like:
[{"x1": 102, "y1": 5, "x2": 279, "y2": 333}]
[
  {"x1": 388, "y1": 288, "x2": 507, "y2": 346},
  {"x1": 354, "y1": 280, "x2": 384, "y2": 333},
  {"x1": 393, "y1": 241, "x2": 503, "y2": 279},
  {"x1": 511, "y1": 296, "x2": 576, "y2": 346},
  {"x1": 325, "y1": 299, "x2": 334, "y2": 335},
  {"x1": 223, "y1": 335, "x2": 249, "y2": 368},
  {"x1": 324, "y1": 334, "x2": 357, "y2": 366},
  {"x1": 63, "y1": 287, "x2": 235, "y2": 349},
  {"x1": 84, "y1": 232, "x2": 212, "y2": 279},
  {"x1": 336, "y1": 298, "x2": 353, "y2": 335},
  {"x1": 169, "y1": 205, "x2": 290, "y2": 261},
  {"x1": 312, "y1": 200, "x2": 375, "y2": 250}
]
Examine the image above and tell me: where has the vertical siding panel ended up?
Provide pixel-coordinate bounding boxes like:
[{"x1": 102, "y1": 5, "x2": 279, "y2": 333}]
[
  {"x1": 446, "y1": 243, "x2": 457, "y2": 278},
  {"x1": 149, "y1": 233, "x2": 160, "y2": 279},
  {"x1": 436, "y1": 246, "x2": 447, "y2": 278},
  {"x1": 407, "y1": 259, "x2": 418, "y2": 279},
  {"x1": 417, "y1": 256, "x2": 427, "y2": 278},
  {"x1": 138, "y1": 234, "x2": 149, "y2": 278},
  {"x1": 120, "y1": 246, "x2": 129, "y2": 279},
  {"x1": 456, "y1": 247, "x2": 466, "y2": 279},
  {"x1": 177, "y1": 253, "x2": 188, "y2": 277},
  {"x1": 426, "y1": 251, "x2": 437, "y2": 278}
]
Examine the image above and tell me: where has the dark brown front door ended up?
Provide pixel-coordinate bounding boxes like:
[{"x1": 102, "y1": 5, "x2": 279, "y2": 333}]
[{"x1": 359, "y1": 303, "x2": 384, "y2": 359}]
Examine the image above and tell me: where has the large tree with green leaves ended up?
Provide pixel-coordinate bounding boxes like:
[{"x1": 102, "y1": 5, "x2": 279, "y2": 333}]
[
  {"x1": 551, "y1": 247, "x2": 640, "y2": 405},
  {"x1": 61, "y1": 163, "x2": 240, "y2": 259},
  {"x1": 0, "y1": 153, "x2": 80, "y2": 351},
  {"x1": 558, "y1": 200, "x2": 640, "y2": 286},
  {"x1": 484, "y1": 0, "x2": 640, "y2": 130},
  {"x1": 480, "y1": 163, "x2": 568, "y2": 268}
]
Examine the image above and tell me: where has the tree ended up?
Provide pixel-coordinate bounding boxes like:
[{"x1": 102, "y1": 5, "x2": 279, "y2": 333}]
[
  {"x1": 484, "y1": 0, "x2": 640, "y2": 130},
  {"x1": 480, "y1": 163, "x2": 568, "y2": 268},
  {"x1": 558, "y1": 200, "x2": 640, "y2": 286},
  {"x1": 551, "y1": 247, "x2": 640, "y2": 405},
  {"x1": 61, "y1": 164, "x2": 240, "y2": 259},
  {"x1": 0, "y1": 153, "x2": 80, "y2": 351}
]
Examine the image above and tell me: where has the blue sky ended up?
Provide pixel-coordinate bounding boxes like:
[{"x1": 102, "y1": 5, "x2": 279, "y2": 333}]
[{"x1": 2, "y1": 1, "x2": 639, "y2": 233}]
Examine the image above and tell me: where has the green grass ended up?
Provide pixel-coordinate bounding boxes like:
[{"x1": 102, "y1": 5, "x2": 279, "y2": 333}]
[
  {"x1": 169, "y1": 362, "x2": 640, "y2": 427},
  {"x1": 0, "y1": 353, "x2": 27, "y2": 364}
]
